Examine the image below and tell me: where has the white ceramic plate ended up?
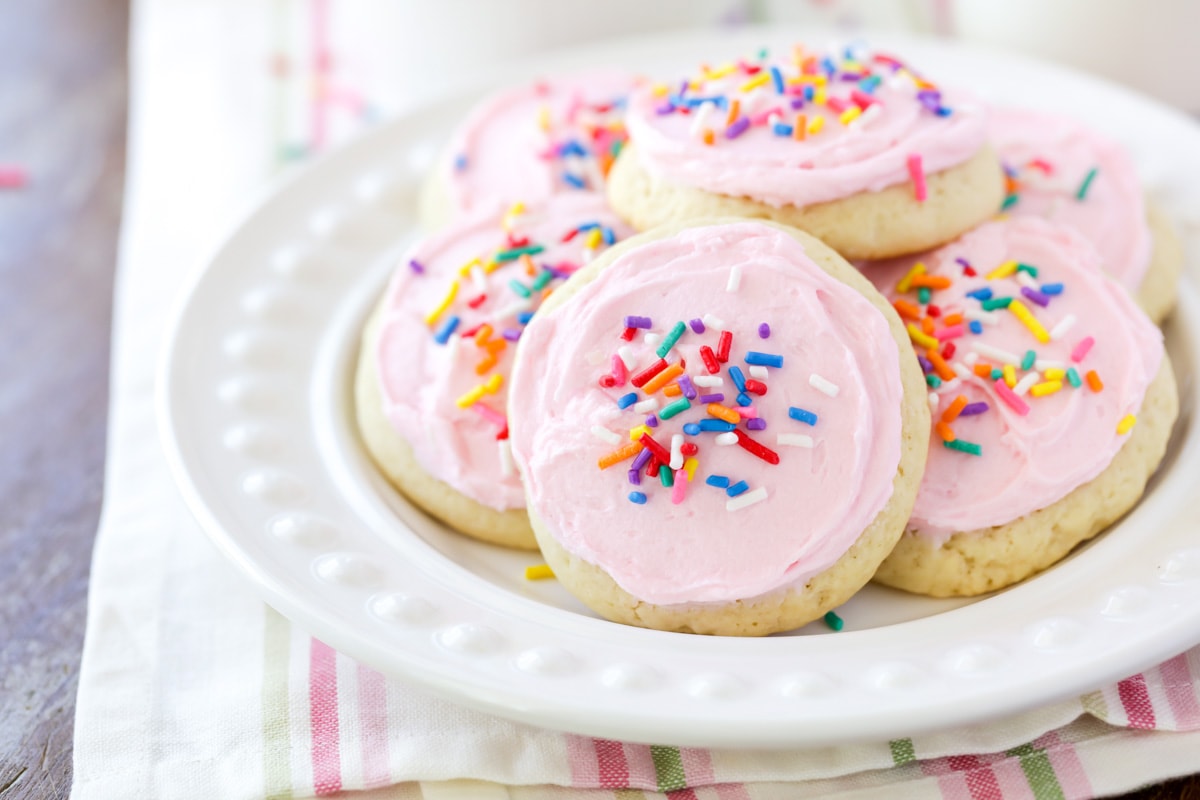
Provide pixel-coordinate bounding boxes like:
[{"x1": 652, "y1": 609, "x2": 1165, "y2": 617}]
[{"x1": 159, "y1": 28, "x2": 1200, "y2": 748}]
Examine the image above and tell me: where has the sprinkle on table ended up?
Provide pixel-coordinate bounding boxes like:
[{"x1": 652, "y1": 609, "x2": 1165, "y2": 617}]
[{"x1": 524, "y1": 564, "x2": 556, "y2": 580}]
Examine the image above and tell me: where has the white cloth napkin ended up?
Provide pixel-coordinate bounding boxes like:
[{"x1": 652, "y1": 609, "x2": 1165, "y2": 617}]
[{"x1": 72, "y1": 2, "x2": 1200, "y2": 798}]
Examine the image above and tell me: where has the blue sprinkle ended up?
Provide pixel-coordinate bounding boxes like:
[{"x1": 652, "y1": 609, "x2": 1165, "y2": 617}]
[
  {"x1": 966, "y1": 287, "x2": 993, "y2": 301},
  {"x1": 788, "y1": 407, "x2": 818, "y2": 426},
  {"x1": 772, "y1": 123, "x2": 794, "y2": 137},
  {"x1": 736, "y1": 392, "x2": 751, "y2": 407},
  {"x1": 1041, "y1": 282, "x2": 1064, "y2": 295},
  {"x1": 558, "y1": 140, "x2": 587, "y2": 158},
  {"x1": 705, "y1": 475, "x2": 731, "y2": 488},
  {"x1": 804, "y1": 85, "x2": 814, "y2": 101},
  {"x1": 770, "y1": 65, "x2": 785, "y2": 94},
  {"x1": 726, "y1": 480, "x2": 749, "y2": 497},
  {"x1": 453, "y1": 154, "x2": 468, "y2": 172},
  {"x1": 517, "y1": 311, "x2": 535, "y2": 325},
  {"x1": 729, "y1": 366, "x2": 747, "y2": 392},
  {"x1": 563, "y1": 172, "x2": 586, "y2": 189},
  {"x1": 576, "y1": 222, "x2": 600, "y2": 231},
  {"x1": 698, "y1": 419, "x2": 736, "y2": 432},
  {"x1": 433, "y1": 315, "x2": 460, "y2": 345},
  {"x1": 969, "y1": 320, "x2": 984, "y2": 335},
  {"x1": 745, "y1": 351, "x2": 784, "y2": 368},
  {"x1": 935, "y1": 107, "x2": 953, "y2": 116},
  {"x1": 683, "y1": 423, "x2": 701, "y2": 435},
  {"x1": 628, "y1": 491, "x2": 647, "y2": 505},
  {"x1": 602, "y1": 227, "x2": 616, "y2": 245},
  {"x1": 617, "y1": 393, "x2": 638, "y2": 409}
]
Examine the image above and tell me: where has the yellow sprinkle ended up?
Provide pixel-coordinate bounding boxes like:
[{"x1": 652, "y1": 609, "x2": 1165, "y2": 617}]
[
  {"x1": 651, "y1": 83, "x2": 669, "y2": 97},
  {"x1": 813, "y1": 88, "x2": 827, "y2": 106},
  {"x1": 705, "y1": 63, "x2": 736, "y2": 80},
  {"x1": 1117, "y1": 414, "x2": 1137, "y2": 435},
  {"x1": 629, "y1": 424, "x2": 651, "y2": 441},
  {"x1": 484, "y1": 374, "x2": 503, "y2": 393},
  {"x1": 524, "y1": 564, "x2": 555, "y2": 580},
  {"x1": 502, "y1": 202, "x2": 526, "y2": 232},
  {"x1": 683, "y1": 457, "x2": 699, "y2": 482},
  {"x1": 1009, "y1": 299, "x2": 1051, "y2": 344},
  {"x1": 585, "y1": 228, "x2": 603, "y2": 249},
  {"x1": 807, "y1": 115, "x2": 825, "y2": 135},
  {"x1": 455, "y1": 385, "x2": 485, "y2": 409},
  {"x1": 740, "y1": 73, "x2": 770, "y2": 92},
  {"x1": 483, "y1": 258, "x2": 501, "y2": 274},
  {"x1": 986, "y1": 259, "x2": 1019, "y2": 280},
  {"x1": 839, "y1": 106, "x2": 862, "y2": 125},
  {"x1": 457, "y1": 257, "x2": 481, "y2": 277},
  {"x1": 537, "y1": 105, "x2": 551, "y2": 132},
  {"x1": 1003, "y1": 364, "x2": 1017, "y2": 388},
  {"x1": 424, "y1": 280, "x2": 459, "y2": 327},
  {"x1": 896, "y1": 261, "x2": 927, "y2": 294},
  {"x1": 1030, "y1": 380, "x2": 1063, "y2": 397},
  {"x1": 789, "y1": 74, "x2": 827, "y2": 86},
  {"x1": 907, "y1": 323, "x2": 938, "y2": 349},
  {"x1": 1044, "y1": 367, "x2": 1066, "y2": 380}
]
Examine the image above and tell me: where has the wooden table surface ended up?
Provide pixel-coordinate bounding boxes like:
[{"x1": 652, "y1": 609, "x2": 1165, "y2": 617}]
[{"x1": 0, "y1": 2, "x2": 1196, "y2": 798}]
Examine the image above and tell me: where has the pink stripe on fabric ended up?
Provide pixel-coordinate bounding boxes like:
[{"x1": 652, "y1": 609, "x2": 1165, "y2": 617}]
[
  {"x1": 665, "y1": 789, "x2": 700, "y2": 800},
  {"x1": 595, "y1": 739, "x2": 630, "y2": 788},
  {"x1": 1117, "y1": 673, "x2": 1157, "y2": 729},
  {"x1": 1160, "y1": 653, "x2": 1200, "y2": 731},
  {"x1": 1035, "y1": 731, "x2": 1093, "y2": 799},
  {"x1": 566, "y1": 735, "x2": 601, "y2": 786},
  {"x1": 712, "y1": 783, "x2": 753, "y2": 800},
  {"x1": 356, "y1": 664, "x2": 390, "y2": 788},
  {"x1": 990, "y1": 759, "x2": 1035, "y2": 800},
  {"x1": 936, "y1": 773, "x2": 976, "y2": 800},
  {"x1": 623, "y1": 743, "x2": 658, "y2": 789},
  {"x1": 948, "y1": 756, "x2": 1003, "y2": 800},
  {"x1": 679, "y1": 747, "x2": 715, "y2": 786},
  {"x1": 308, "y1": 639, "x2": 343, "y2": 795}
]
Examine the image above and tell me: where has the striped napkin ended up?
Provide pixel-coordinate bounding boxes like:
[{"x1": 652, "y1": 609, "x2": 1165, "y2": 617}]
[{"x1": 72, "y1": 1, "x2": 1200, "y2": 797}]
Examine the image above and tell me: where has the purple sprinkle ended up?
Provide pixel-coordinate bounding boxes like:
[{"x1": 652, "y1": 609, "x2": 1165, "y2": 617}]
[
  {"x1": 654, "y1": 102, "x2": 676, "y2": 116},
  {"x1": 725, "y1": 116, "x2": 750, "y2": 139},
  {"x1": 544, "y1": 263, "x2": 570, "y2": 279},
  {"x1": 790, "y1": 97, "x2": 806, "y2": 110},
  {"x1": 689, "y1": 318, "x2": 706, "y2": 334},
  {"x1": 955, "y1": 257, "x2": 971, "y2": 269},
  {"x1": 959, "y1": 401, "x2": 990, "y2": 416},
  {"x1": 645, "y1": 415, "x2": 659, "y2": 428},
  {"x1": 758, "y1": 322, "x2": 771, "y2": 339},
  {"x1": 679, "y1": 374, "x2": 697, "y2": 400},
  {"x1": 624, "y1": 315, "x2": 652, "y2": 329},
  {"x1": 839, "y1": 72, "x2": 861, "y2": 82},
  {"x1": 746, "y1": 418, "x2": 767, "y2": 431},
  {"x1": 628, "y1": 468, "x2": 641, "y2": 486},
  {"x1": 631, "y1": 449, "x2": 652, "y2": 471},
  {"x1": 698, "y1": 393, "x2": 724, "y2": 404},
  {"x1": 917, "y1": 355, "x2": 934, "y2": 374},
  {"x1": 501, "y1": 328, "x2": 522, "y2": 341},
  {"x1": 1021, "y1": 286, "x2": 1050, "y2": 308},
  {"x1": 408, "y1": 259, "x2": 425, "y2": 275},
  {"x1": 678, "y1": 79, "x2": 689, "y2": 97},
  {"x1": 918, "y1": 94, "x2": 942, "y2": 112}
]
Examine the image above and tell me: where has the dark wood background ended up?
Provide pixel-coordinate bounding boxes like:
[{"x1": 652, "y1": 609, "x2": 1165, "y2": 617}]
[{"x1": 0, "y1": 1, "x2": 1195, "y2": 797}]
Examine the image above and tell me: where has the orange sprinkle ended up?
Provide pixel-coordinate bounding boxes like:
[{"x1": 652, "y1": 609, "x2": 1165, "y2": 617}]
[
  {"x1": 935, "y1": 422, "x2": 956, "y2": 442},
  {"x1": 474, "y1": 324, "x2": 493, "y2": 346},
  {"x1": 663, "y1": 383, "x2": 682, "y2": 397},
  {"x1": 893, "y1": 299, "x2": 921, "y2": 320},
  {"x1": 703, "y1": 129, "x2": 715, "y2": 146},
  {"x1": 475, "y1": 356, "x2": 497, "y2": 375},
  {"x1": 598, "y1": 153, "x2": 614, "y2": 177},
  {"x1": 485, "y1": 339, "x2": 506, "y2": 356},
  {"x1": 540, "y1": 287, "x2": 553, "y2": 301},
  {"x1": 944, "y1": 313, "x2": 963, "y2": 326},
  {"x1": 925, "y1": 349, "x2": 956, "y2": 381},
  {"x1": 706, "y1": 403, "x2": 740, "y2": 424},
  {"x1": 521, "y1": 254, "x2": 537, "y2": 277},
  {"x1": 1086, "y1": 370, "x2": 1104, "y2": 392},
  {"x1": 973, "y1": 363, "x2": 994, "y2": 378},
  {"x1": 910, "y1": 275, "x2": 952, "y2": 289},
  {"x1": 642, "y1": 363, "x2": 684, "y2": 395},
  {"x1": 793, "y1": 113, "x2": 807, "y2": 141},
  {"x1": 726, "y1": 99, "x2": 740, "y2": 127},
  {"x1": 598, "y1": 440, "x2": 645, "y2": 470},
  {"x1": 921, "y1": 316, "x2": 936, "y2": 335},
  {"x1": 941, "y1": 394, "x2": 968, "y2": 423}
]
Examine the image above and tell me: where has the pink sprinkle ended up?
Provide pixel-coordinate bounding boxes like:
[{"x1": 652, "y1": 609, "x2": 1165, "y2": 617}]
[
  {"x1": 993, "y1": 379, "x2": 1030, "y2": 416},
  {"x1": 472, "y1": 403, "x2": 508, "y2": 428},
  {"x1": 907, "y1": 153, "x2": 927, "y2": 202},
  {"x1": 750, "y1": 107, "x2": 783, "y2": 126},
  {"x1": 934, "y1": 324, "x2": 965, "y2": 341},
  {"x1": 611, "y1": 354, "x2": 627, "y2": 386},
  {"x1": 671, "y1": 469, "x2": 687, "y2": 504},
  {"x1": 0, "y1": 165, "x2": 28, "y2": 189},
  {"x1": 1071, "y1": 336, "x2": 1095, "y2": 363},
  {"x1": 736, "y1": 405, "x2": 758, "y2": 419}
]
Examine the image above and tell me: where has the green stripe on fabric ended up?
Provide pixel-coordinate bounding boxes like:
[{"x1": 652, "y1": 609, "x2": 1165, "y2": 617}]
[
  {"x1": 1081, "y1": 690, "x2": 1109, "y2": 720},
  {"x1": 889, "y1": 738, "x2": 917, "y2": 765},
  {"x1": 263, "y1": 607, "x2": 294, "y2": 800},
  {"x1": 650, "y1": 745, "x2": 687, "y2": 792},
  {"x1": 1007, "y1": 742, "x2": 1066, "y2": 800}
]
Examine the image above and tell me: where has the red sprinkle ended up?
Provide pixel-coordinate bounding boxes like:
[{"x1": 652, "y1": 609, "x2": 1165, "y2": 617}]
[
  {"x1": 620, "y1": 327, "x2": 637, "y2": 341},
  {"x1": 631, "y1": 358, "x2": 668, "y2": 388},
  {"x1": 646, "y1": 455, "x2": 661, "y2": 478},
  {"x1": 743, "y1": 379, "x2": 767, "y2": 396},
  {"x1": 639, "y1": 432, "x2": 673, "y2": 464},
  {"x1": 927, "y1": 304, "x2": 941, "y2": 318},
  {"x1": 680, "y1": 442, "x2": 698, "y2": 456},
  {"x1": 734, "y1": 429, "x2": 779, "y2": 465},
  {"x1": 716, "y1": 330, "x2": 733, "y2": 363},
  {"x1": 598, "y1": 375, "x2": 616, "y2": 388},
  {"x1": 561, "y1": 228, "x2": 580, "y2": 243},
  {"x1": 942, "y1": 342, "x2": 956, "y2": 359},
  {"x1": 496, "y1": 425, "x2": 509, "y2": 440},
  {"x1": 699, "y1": 345, "x2": 720, "y2": 374},
  {"x1": 964, "y1": 266, "x2": 977, "y2": 277},
  {"x1": 467, "y1": 294, "x2": 488, "y2": 309}
]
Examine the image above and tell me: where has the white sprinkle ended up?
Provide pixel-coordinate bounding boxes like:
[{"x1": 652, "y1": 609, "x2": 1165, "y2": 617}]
[
  {"x1": 726, "y1": 264, "x2": 743, "y2": 293},
  {"x1": 963, "y1": 307, "x2": 1001, "y2": 326},
  {"x1": 1013, "y1": 372, "x2": 1040, "y2": 396},
  {"x1": 971, "y1": 342, "x2": 1022, "y2": 365},
  {"x1": 963, "y1": 351, "x2": 980, "y2": 366},
  {"x1": 748, "y1": 365, "x2": 769, "y2": 380},
  {"x1": 693, "y1": 375, "x2": 724, "y2": 387},
  {"x1": 498, "y1": 441, "x2": 514, "y2": 478},
  {"x1": 689, "y1": 101, "x2": 715, "y2": 138},
  {"x1": 726, "y1": 486, "x2": 768, "y2": 511},
  {"x1": 702, "y1": 313, "x2": 726, "y2": 330},
  {"x1": 1016, "y1": 271, "x2": 1039, "y2": 290},
  {"x1": 444, "y1": 334, "x2": 461, "y2": 362},
  {"x1": 1035, "y1": 358, "x2": 1066, "y2": 372},
  {"x1": 809, "y1": 373, "x2": 840, "y2": 397},
  {"x1": 929, "y1": 392, "x2": 940, "y2": 413},
  {"x1": 644, "y1": 332, "x2": 662, "y2": 347},
  {"x1": 581, "y1": 246, "x2": 596, "y2": 264},
  {"x1": 617, "y1": 345, "x2": 638, "y2": 371},
  {"x1": 495, "y1": 298, "x2": 531, "y2": 320},
  {"x1": 670, "y1": 434, "x2": 684, "y2": 470},
  {"x1": 850, "y1": 103, "x2": 882, "y2": 130},
  {"x1": 777, "y1": 433, "x2": 814, "y2": 448},
  {"x1": 714, "y1": 432, "x2": 738, "y2": 446},
  {"x1": 941, "y1": 377, "x2": 963, "y2": 393},
  {"x1": 470, "y1": 264, "x2": 487, "y2": 293},
  {"x1": 1050, "y1": 314, "x2": 1077, "y2": 341},
  {"x1": 590, "y1": 426, "x2": 622, "y2": 446},
  {"x1": 951, "y1": 362, "x2": 971, "y2": 378},
  {"x1": 633, "y1": 398, "x2": 658, "y2": 414}
]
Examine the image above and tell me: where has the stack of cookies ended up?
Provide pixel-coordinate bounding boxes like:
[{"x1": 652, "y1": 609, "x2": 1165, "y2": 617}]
[{"x1": 355, "y1": 42, "x2": 1180, "y2": 636}]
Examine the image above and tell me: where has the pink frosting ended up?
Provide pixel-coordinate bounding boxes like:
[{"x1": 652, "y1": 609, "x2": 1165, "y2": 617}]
[
  {"x1": 862, "y1": 218, "x2": 1162, "y2": 540},
  {"x1": 626, "y1": 47, "x2": 987, "y2": 208},
  {"x1": 375, "y1": 194, "x2": 632, "y2": 511},
  {"x1": 508, "y1": 222, "x2": 905, "y2": 605},
  {"x1": 441, "y1": 70, "x2": 636, "y2": 218},
  {"x1": 991, "y1": 107, "x2": 1152, "y2": 291}
]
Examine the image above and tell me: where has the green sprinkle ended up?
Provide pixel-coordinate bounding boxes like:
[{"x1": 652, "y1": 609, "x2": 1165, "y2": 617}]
[
  {"x1": 981, "y1": 296, "x2": 1013, "y2": 311},
  {"x1": 659, "y1": 397, "x2": 692, "y2": 420},
  {"x1": 656, "y1": 321, "x2": 687, "y2": 359},
  {"x1": 823, "y1": 611, "x2": 844, "y2": 632},
  {"x1": 1067, "y1": 367, "x2": 1083, "y2": 388},
  {"x1": 530, "y1": 268, "x2": 555, "y2": 292},
  {"x1": 757, "y1": 47, "x2": 770, "y2": 60},
  {"x1": 1021, "y1": 350, "x2": 1037, "y2": 371},
  {"x1": 495, "y1": 244, "x2": 546, "y2": 263},
  {"x1": 507, "y1": 279, "x2": 532, "y2": 299},
  {"x1": 991, "y1": 368, "x2": 1004, "y2": 380},
  {"x1": 611, "y1": 139, "x2": 624, "y2": 158},
  {"x1": 925, "y1": 374, "x2": 943, "y2": 388},
  {"x1": 660, "y1": 467, "x2": 674, "y2": 488},
  {"x1": 943, "y1": 439, "x2": 983, "y2": 456},
  {"x1": 1017, "y1": 263, "x2": 1039, "y2": 277},
  {"x1": 1076, "y1": 167, "x2": 1099, "y2": 200},
  {"x1": 917, "y1": 287, "x2": 932, "y2": 304},
  {"x1": 1001, "y1": 193, "x2": 1019, "y2": 211}
]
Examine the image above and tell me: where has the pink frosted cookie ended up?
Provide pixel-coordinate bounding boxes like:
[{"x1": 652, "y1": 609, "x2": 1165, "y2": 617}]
[
  {"x1": 508, "y1": 219, "x2": 929, "y2": 635},
  {"x1": 869, "y1": 218, "x2": 1178, "y2": 596},
  {"x1": 607, "y1": 44, "x2": 1005, "y2": 259},
  {"x1": 419, "y1": 70, "x2": 636, "y2": 227},
  {"x1": 355, "y1": 194, "x2": 633, "y2": 549},
  {"x1": 991, "y1": 107, "x2": 1180, "y2": 322}
]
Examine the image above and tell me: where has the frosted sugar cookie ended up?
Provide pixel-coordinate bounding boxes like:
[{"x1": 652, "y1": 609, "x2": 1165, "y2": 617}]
[
  {"x1": 607, "y1": 43, "x2": 1004, "y2": 259},
  {"x1": 991, "y1": 107, "x2": 1181, "y2": 323},
  {"x1": 507, "y1": 219, "x2": 929, "y2": 635},
  {"x1": 868, "y1": 218, "x2": 1177, "y2": 596},
  {"x1": 420, "y1": 70, "x2": 634, "y2": 228},
  {"x1": 356, "y1": 194, "x2": 632, "y2": 549}
]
